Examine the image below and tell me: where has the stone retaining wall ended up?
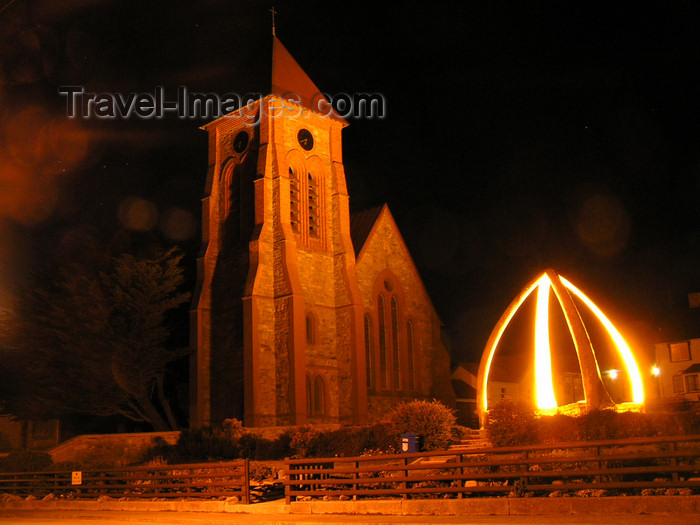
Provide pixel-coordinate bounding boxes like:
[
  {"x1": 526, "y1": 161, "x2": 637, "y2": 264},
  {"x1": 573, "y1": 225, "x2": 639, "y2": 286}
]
[{"x1": 49, "y1": 431, "x2": 181, "y2": 465}]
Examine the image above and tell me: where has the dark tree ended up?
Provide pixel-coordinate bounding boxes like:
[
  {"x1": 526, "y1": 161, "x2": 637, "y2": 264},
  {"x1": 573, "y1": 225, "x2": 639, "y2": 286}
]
[{"x1": 0, "y1": 249, "x2": 190, "y2": 431}]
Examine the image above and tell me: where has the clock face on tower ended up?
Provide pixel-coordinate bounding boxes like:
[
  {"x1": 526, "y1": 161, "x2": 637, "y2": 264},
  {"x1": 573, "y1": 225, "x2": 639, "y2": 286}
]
[
  {"x1": 297, "y1": 128, "x2": 314, "y2": 151},
  {"x1": 233, "y1": 131, "x2": 249, "y2": 153}
]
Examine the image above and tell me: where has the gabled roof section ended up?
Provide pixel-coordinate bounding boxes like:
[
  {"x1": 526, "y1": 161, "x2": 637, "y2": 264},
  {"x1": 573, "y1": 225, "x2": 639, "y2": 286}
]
[
  {"x1": 451, "y1": 379, "x2": 477, "y2": 400},
  {"x1": 349, "y1": 205, "x2": 384, "y2": 257},
  {"x1": 352, "y1": 203, "x2": 445, "y2": 327},
  {"x1": 682, "y1": 363, "x2": 700, "y2": 375}
]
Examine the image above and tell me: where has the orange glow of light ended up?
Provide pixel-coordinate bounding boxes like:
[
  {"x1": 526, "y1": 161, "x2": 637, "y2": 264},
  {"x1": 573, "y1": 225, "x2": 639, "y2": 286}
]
[
  {"x1": 535, "y1": 275, "x2": 557, "y2": 409},
  {"x1": 478, "y1": 277, "x2": 541, "y2": 416},
  {"x1": 560, "y1": 276, "x2": 644, "y2": 404},
  {"x1": 478, "y1": 270, "x2": 645, "y2": 419}
]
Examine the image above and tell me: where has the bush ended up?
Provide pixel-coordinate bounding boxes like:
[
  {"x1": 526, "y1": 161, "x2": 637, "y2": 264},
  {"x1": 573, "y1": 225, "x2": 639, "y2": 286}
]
[
  {"x1": 288, "y1": 426, "x2": 320, "y2": 458},
  {"x1": 578, "y1": 409, "x2": 623, "y2": 440},
  {"x1": 167, "y1": 427, "x2": 239, "y2": 463},
  {"x1": 537, "y1": 413, "x2": 579, "y2": 443},
  {"x1": 486, "y1": 398, "x2": 537, "y2": 447},
  {"x1": 249, "y1": 460, "x2": 277, "y2": 481},
  {"x1": 383, "y1": 400, "x2": 456, "y2": 451},
  {"x1": 0, "y1": 432, "x2": 11, "y2": 452},
  {"x1": 0, "y1": 450, "x2": 53, "y2": 472}
]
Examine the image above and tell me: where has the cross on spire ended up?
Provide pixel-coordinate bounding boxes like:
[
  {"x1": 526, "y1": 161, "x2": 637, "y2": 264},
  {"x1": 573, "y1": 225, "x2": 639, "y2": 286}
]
[{"x1": 270, "y1": 6, "x2": 277, "y2": 37}]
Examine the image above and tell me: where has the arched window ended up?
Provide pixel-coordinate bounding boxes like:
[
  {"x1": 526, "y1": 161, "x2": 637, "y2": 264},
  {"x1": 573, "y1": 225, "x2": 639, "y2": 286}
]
[
  {"x1": 308, "y1": 172, "x2": 320, "y2": 238},
  {"x1": 407, "y1": 321, "x2": 415, "y2": 390},
  {"x1": 364, "y1": 315, "x2": 374, "y2": 389},
  {"x1": 305, "y1": 374, "x2": 312, "y2": 415},
  {"x1": 391, "y1": 296, "x2": 400, "y2": 389},
  {"x1": 377, "y1": 294, "x2": 388, "y2": 389},
  {"x1": 289, "y1": 167, "x2": 301, "y2": 234},
  {"x1": 313, "y1": 375, "x2": 326, "y2": 415},
  {"x1": 306, "y1": 312, "x2": 315, "y2": 345}
]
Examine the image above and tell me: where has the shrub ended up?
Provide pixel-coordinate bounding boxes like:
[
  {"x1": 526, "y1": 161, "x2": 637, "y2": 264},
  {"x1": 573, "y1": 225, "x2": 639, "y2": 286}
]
[
  {"x1": 486, "y1": 398, "x2": 537, "y2": 447},
  {"x1": 222, "y1": 418, "x2": 245, "y2": 439},
  {"x1": 451, "y1": 425, "x2": 471, "y2": 441},
  {"x1": 169, "y1": 427, "x2": 238, "y2": 462},
  {"x1": 537, "y1": 413, "x2": 579, "y2": 443},
  {"x1": 578, "y1": 409, "x2": 621, "y2": 440},
  {"x1": 0, "y1": 432, "x2": 11, "y2": 451},
  {"x1": 0, "y1": 450, "x2": 53, "y2": 472},
  {"x1": 288, "y1": 426, "x2": 320, "y2": 458},
  {"x1": 249, "y1": 460, "x2": 277, "y2": 481},
  {"x1": 384, "y1": 400, "x2": 456, "y2": 451}
]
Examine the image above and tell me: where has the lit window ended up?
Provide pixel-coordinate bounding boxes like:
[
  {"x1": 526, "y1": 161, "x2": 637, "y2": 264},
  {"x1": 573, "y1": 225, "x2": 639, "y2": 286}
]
[
  {"x1": 306, "y1": 374, "x2": 312, "y2": 414},
  {"x1": 365, "y1": 315, "x2": 374, "y2": 389},
  {"x1": 670, "y1": 342, "x2": 691, "y2": 362},
  {"x1": 378, "y1": 295, "x2": 388, "y2": 389},
  {"x1": 313, "y1": 375, "x2": 326, "y2": 415},
  {"x1": 672, "y1": 375, "x2": 685, "y2": 393},
  {"x1": 308, "y1": 173, "x2": 319, "y2": 238},
  {"x1": 289, "y1": 167, "x2": 301, "y2": 234},
  {"x1": 407, "y1": 321, "x2": 415, "y2": 390},
  {"x1": 306, "y1": 312, "x2": 315, "y2": 345},
  {"x1": 391, "y1": 296, "x2": 400, "y2": 390}
]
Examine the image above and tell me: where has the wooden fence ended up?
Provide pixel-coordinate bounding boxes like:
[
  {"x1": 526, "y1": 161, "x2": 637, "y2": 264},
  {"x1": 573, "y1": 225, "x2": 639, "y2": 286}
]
[
  {"x1": 285, "y1": 435, "x2": 700, "y2": 503},
  {"x1": 0, "y1": 459, "x2": 250, "y2": 503}
]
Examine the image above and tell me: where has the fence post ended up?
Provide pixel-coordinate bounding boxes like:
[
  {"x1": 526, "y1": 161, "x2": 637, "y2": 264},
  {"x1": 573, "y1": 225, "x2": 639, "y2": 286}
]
[
  {"x1": 242, "y1": 458, "x2": 250, "y2": 504},
  {"x1": 284, "y1": 458, "x2": 291, "y2": 505},
  {"x1": 594, "y1": 446, "x2": 601, "y2": 483},
  {"x1": 403, "y1": 456, "x2": 409, "y2": 499},
  {"x1": 457, "y1": 453, "x2": 464, "y2": 499},
  {"x1": 669, "y1": 441, "x2": 679, "y2": 482},
  {"x1": 353, "y1": 460, "x2": 359, "y2": 501}
]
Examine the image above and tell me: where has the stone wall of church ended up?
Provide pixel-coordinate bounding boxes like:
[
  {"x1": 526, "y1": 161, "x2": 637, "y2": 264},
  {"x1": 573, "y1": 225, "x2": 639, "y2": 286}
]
[{"x1": 355, "y1": 208, "x2": 456, "y2": 419}]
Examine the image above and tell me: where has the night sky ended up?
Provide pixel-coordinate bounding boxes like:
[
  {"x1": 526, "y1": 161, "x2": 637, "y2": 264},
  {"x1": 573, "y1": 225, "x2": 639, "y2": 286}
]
[{"x1": 1, "y1": 1, "x2": 699, "y2": 365}]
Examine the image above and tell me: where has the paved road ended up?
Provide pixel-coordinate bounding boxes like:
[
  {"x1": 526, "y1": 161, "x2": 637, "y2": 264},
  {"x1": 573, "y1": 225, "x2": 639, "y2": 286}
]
[{"x1": 1, "y1": 510, "x2": 699, "y2": 525}]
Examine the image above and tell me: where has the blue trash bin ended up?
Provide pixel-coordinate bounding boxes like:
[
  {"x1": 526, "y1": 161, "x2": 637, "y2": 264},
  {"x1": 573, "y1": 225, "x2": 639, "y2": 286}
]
[{"x1": 400, "y1": 433, "x2": 417, "y2": 453}]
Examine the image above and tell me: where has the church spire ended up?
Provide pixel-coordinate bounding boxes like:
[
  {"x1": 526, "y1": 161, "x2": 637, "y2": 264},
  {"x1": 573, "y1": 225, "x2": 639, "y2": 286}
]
[
  {"x1": 269, "y1": 6, "x2": 276, "y2": 37},
  {"x1": 271, "y1": 36, "x2": 327, "y2": 112}
]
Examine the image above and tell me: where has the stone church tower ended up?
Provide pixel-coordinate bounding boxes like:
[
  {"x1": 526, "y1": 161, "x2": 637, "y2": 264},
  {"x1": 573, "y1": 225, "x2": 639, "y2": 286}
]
[{"x1": 191, "y1": 37, "x2": 454, "y2": 428}]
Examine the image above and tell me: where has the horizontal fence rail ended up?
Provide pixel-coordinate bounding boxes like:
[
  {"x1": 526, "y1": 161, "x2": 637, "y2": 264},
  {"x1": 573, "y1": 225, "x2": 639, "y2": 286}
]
[
  {"x1": 285, "y1": 435, "x2": 700, "y2": 503},
  {"x1": 0, "y1": 459, "x2": 250, "y2": 503}
]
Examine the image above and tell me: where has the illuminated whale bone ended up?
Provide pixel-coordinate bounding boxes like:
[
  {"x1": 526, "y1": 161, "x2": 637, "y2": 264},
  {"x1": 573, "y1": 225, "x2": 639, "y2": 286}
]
[{"x1": 476, "y1": 269, "x2": 644, "y2": 423}]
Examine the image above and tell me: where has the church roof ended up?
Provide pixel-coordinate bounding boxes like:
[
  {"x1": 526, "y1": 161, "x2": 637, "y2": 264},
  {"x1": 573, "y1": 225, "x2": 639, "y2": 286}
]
[
  {"x1": 349, "y1": 205, "x2": 385, "y2": 257},
  {"x1": 451, "y1": 379, "x2": 477, "y2": 400},
  {"x1": 271, "y1": 37, "x2": 325, "y2": 111},
  {"x1": 271, "y1": 37, "x2": 346, "y2": 123}
]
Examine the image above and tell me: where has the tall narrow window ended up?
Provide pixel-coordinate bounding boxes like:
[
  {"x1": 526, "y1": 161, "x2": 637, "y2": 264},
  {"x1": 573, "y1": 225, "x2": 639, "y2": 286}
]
[
  {"x1": 364, "y1": 315, "x2": 374, "y2": 389},
  {"x1": 407, "y1": 321, "x2": 415, "y2": 390},
  {"x1": 308, "y1": 172, "x2": 319, "y2": 238},
  {"x1": 378, "y1": 295, "x2": 388, "y2": 389},
  {"x1": 289, "y1": 167, "x2": 301, "y2": 234},
  {"x1": 305, "y1": 375, "x2": 312, "y2": 415},
  {"x1": 306, "y1": 312, "x2": 315, "y2": 344},
  {"x1": 313, "y1": 375, "x2": 326, "y2": 415},
  {"x1": 391, "y1": 296, "x2": 400, "y2": 389}
]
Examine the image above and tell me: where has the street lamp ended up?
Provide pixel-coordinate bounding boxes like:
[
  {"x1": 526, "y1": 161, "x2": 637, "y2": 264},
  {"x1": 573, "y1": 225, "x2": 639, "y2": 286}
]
[{"x1": 652, "y1": 365, "x2": 661, "y2": 401}]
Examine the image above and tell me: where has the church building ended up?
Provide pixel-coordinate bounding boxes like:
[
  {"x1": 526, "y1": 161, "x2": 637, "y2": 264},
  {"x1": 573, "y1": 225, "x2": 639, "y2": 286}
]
[{"x1": 190, "y1": 37, "x2": 454, "y2": 428}]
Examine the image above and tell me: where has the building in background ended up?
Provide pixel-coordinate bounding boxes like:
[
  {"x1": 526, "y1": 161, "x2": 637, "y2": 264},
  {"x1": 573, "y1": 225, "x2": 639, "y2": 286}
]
[{"x1": 653, "y1": 338, "x2": 700, "y2": 404}]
